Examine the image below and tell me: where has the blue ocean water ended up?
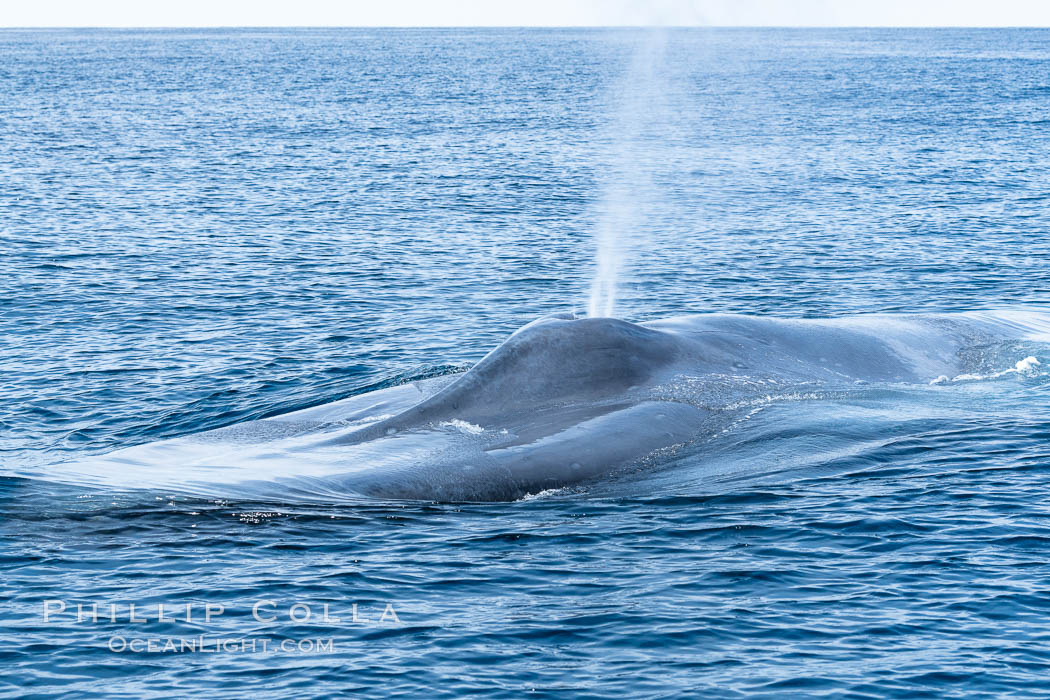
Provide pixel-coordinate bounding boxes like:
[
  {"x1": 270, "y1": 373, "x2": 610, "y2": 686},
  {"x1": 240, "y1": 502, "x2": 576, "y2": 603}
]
[{"x1": 3, "y1": 27, "x2": 1050, "y2": 697}]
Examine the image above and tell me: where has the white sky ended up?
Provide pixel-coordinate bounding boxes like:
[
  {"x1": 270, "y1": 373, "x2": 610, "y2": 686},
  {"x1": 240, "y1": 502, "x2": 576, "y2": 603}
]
[{"x1": 3, "y1": 0, "x2": 1050, "y2": 28}]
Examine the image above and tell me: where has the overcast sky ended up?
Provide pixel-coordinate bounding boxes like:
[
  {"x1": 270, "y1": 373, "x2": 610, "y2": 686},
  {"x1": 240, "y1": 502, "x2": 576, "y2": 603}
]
[{"x1": 4, "y1": 0, "x2": 1050, "y2": 28}]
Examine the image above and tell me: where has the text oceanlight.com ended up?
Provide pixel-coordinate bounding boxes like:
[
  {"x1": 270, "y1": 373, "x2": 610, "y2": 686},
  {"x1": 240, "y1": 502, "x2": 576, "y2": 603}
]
[{"x1": 108, "y1": 636, "x2": 337, "y2": 654}]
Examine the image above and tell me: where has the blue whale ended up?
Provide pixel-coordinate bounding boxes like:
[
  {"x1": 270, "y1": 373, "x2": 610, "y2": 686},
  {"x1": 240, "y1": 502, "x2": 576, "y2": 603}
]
[{"x1": 46, "y1": 310, "x2": 1050, "y2": 501}]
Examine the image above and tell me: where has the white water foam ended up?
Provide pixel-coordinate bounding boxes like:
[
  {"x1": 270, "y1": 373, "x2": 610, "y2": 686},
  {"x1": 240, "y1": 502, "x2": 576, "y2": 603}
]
[
  {"x1": 930, "y1": 356, "x2": 1041, "y2": 384},
  {"x1": 439, "y1": 418, "x2": 486, "y2": 435}
]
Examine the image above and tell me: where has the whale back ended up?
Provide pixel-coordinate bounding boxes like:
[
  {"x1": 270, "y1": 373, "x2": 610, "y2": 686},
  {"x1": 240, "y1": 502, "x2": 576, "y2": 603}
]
[
  {"x1": 327, "y1": 315, "x2": 685, "y2": 443},
  {"x1": 35, "y1": 309, "x2": 1050, "y2": 502},
  {"x1": 445, "y1": 315, "x2": 682, "y2": 415}
]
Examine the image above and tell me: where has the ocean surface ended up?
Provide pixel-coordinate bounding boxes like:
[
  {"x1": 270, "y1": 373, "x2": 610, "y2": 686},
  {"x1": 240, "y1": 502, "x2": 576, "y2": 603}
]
[{"x1": 3, "y1": 27, "x2": 1050, "y2": 697}]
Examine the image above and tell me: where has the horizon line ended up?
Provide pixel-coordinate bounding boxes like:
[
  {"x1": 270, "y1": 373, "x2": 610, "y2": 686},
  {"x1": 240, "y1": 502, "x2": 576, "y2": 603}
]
[{"x1": 3, "y1": 24, "x2": 1049, "y2": 29}]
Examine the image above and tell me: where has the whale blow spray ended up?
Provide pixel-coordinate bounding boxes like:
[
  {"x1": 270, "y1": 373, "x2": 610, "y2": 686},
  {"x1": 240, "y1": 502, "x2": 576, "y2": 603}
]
[{"x1": 587, "y1": 29, "x2": 670, "y2": 318}]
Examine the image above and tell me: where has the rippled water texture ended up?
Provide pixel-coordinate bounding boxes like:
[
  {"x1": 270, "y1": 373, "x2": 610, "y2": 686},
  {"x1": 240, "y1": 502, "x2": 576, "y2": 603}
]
[{"x1": 4, "y1": 28, "x2": 1050, "y2": 698}]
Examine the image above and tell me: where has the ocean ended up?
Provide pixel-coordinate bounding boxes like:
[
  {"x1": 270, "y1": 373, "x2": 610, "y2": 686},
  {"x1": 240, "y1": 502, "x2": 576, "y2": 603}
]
[{"x1": 3, "y1": 27, "x2": 1050, "y2": 697}]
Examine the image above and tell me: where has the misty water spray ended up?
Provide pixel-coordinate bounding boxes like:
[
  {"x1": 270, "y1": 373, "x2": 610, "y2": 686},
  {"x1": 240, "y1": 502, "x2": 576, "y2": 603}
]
[{"x1": 587, "y1": 29, "x2": 670, "y2": 318}]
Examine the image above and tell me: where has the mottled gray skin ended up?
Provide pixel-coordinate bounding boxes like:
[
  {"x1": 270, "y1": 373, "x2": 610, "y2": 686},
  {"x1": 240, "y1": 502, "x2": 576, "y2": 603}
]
[
  {"x1": 326, "y1": 311, "x2": 956, "y2": 449},
  {"x1": 324, "y1": 313, "x2": 686, "y2": 445},
  {"x1": 60, "y1": 310, "x2": 1034, "y2": 502},
  {"x1": 315, "y1": 311, "x2": 982, "y2": 500}
]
